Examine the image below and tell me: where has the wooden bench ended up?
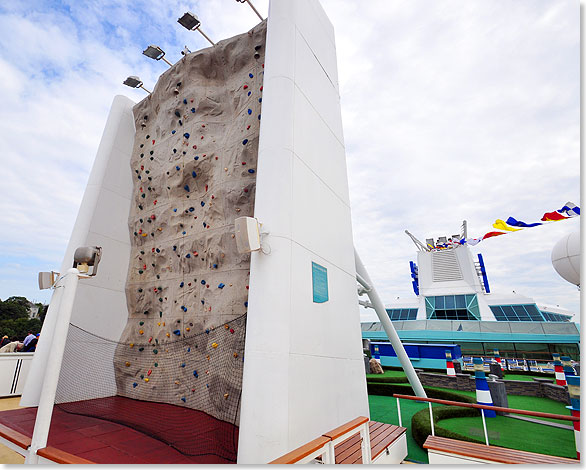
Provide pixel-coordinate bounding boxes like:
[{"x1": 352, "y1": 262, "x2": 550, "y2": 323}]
[
  {"x1": 424, "y1": 435, "x2": 579, "y2": 465},
  {"x1": 335, "y1": 421, "x2": 406, "y2": 464}
]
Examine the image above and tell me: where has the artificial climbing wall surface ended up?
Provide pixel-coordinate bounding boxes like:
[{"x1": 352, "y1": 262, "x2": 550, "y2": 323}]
[{"x1": 114, "y1": 22, "x2": 266, "y2": 421}]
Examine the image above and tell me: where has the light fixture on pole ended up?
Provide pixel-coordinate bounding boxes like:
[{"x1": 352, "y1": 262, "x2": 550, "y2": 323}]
[
  {"x1": 177, "y1": 12, "x2": 215, "y2": 46},
  {"x1": 142, "y1": 45, "x2": 172, "y2": 67},
  {"x1": 123, "y1": 76, "x2": 151, "y2": 94},
  {"x1": 235, "y1": 0, "x2": 264, "y2": 21}
]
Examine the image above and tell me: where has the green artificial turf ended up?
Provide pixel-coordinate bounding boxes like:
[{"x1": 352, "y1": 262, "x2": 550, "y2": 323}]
[
  {"x1": 367, "y1": 379, "x2": 576, "y2": 462},
  {"x1": 502, "y1": 373, "x2": 554, "y2": 382},
  {"x1": 366, "y1": 369, "x2": 408, "y2": 379},
  {"x1": 438, "y1": 414, "x2": 576, "y2": 459}
]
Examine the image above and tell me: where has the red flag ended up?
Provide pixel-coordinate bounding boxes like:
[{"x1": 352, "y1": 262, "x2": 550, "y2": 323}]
[
  {"x1": 482, "y1": 231, "x2": 506, "y2": 240},
  {"x1": 541, "y1": 211, "x2": 568, "y2": 222}
]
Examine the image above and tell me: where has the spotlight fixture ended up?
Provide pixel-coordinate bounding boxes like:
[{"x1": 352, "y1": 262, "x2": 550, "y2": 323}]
[
  {"x1": 142, "y1": 45, "x2": 172, "y2": 67},
  {"x1": 177, "y1": 12, "x2": 215, "y2": 46},
  {"x1": 123, "y1": 76, "x2": 151, "y2": 94}
]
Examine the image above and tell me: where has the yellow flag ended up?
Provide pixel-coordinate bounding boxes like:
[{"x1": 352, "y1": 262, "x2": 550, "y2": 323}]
[{"x1": 492, "y1": 219, "x2": 521, "y2": 232}]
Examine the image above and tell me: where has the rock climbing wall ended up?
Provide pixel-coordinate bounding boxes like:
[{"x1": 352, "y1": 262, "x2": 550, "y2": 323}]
[{"x1": 113, "y1": 21, "x2": 266, "y2": 422}]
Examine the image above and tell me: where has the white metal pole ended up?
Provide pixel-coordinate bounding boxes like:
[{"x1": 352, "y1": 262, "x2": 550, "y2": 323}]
[
  {"x1": 26, "y1": 268, "x2": 80, "y2": 464},
  {"x1": 197, "y1": 28, "x2": 215, "y2": 45},
  {"x1": 355, "y1": 248, "x2": 427, "y2": 398},
  {"x1": 245, "y1": 0, "x2": 264, "y2": 21},
  {"x1": 396, "y1": 397, "x2": 403, "y2": 427},
  {"x1": 428, "y1": 403, "x2": 435, "y2": 436},
  {"x1": 481, "y1": 409, "x2": 490, "y2": 445}
]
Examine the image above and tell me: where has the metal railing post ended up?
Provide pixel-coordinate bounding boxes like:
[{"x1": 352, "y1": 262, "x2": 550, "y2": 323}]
[
  {"x1": 25, "y1": 268, "x2": 80, "y2": 464},
  {"x1": 428, "y1": 403, "x2": 435, "y2": 436},
  {"x1": 481, "y1": 409, "x2": 490, "y2": 445},
  {"x1": 396, "y1": 397, "x2": 403, "y2": 427}
]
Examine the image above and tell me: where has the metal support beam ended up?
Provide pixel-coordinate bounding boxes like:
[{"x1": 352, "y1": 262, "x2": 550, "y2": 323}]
[{"x1": 354, "y1": 248, "x2": 427, "y2": 398}]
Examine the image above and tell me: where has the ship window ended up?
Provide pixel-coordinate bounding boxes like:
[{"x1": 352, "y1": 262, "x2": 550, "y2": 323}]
[
  {"x1": 489, "y1": 304, "x2": 563, "y2": 322},
  {"x1": 455, "y1": 295, "x2": 466, "y2": 309},
  {"x1": 490, "y1": 306, "x2": 506, "y2": 320},
  {"x1": 386, "y1": 308, "x2": 419, "y2": 321},
  {"x1": 513, "y1": 305, "x2": 530, "y2": 321},
  {"x1": 426, "y1": 295, "x2": 479, "y2": 320},
  {"x1": 525, "y1": 304, "x2": 544, "y2": 321}
]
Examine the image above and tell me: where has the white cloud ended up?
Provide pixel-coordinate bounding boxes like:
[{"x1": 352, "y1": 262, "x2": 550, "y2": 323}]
[{"x1": 0, "y1": 0, "x2": 579, "y2": 327}]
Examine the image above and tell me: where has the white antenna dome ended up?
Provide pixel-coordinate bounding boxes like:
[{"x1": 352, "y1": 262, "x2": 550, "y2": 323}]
[{"x1": 551, "y1": 231, "x2": 580, "y2": 287}]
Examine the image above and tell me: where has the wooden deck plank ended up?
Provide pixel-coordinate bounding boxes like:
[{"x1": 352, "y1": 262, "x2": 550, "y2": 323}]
[
  {"x1": 336, "y1": 422, "x2": 406, "y2": 464},
  {"x1": 0, "y1": 422, "x2": 31, "y2": 450},
  {"x1": 423, "y1": 436, "x2": 578, "y2": 465},
  {"x1": 37, "y1": 446, "x2": 96, "y2": 464}
]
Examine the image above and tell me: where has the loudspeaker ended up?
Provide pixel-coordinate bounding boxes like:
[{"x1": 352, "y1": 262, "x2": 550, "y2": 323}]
[{"x1": 235, "y1": 217, "x2": 261, "y2": 253}]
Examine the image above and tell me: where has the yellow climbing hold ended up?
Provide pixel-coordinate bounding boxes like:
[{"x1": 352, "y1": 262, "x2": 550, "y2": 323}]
[
  {"x1": 224, "y1": 324, "x2": 229, "y2": 329},
  {"x1": 125, "y1": 361, "x2": 131, "y2": 367},
  {"x1": 212, "y1": 342, "x2": 218, "y2": 348},
  {"x1": 145, "y1": 377, "x2": 149, "y2": 382},
  {"x1": 233, "y1": 352, "x2": 238, "y2": 358},
  {"x1": 157, "y1": 322, "x2": 161, "y2": 326},
  {"x1": 224, "y1": 393, "x2": 229, "y2": 399},
  {"x1": 166, "y1": 332, "x2": 170, "y2": 337},
  {"x1": 139, "y1": 330, "x2": 144, "y2": 335},
  {"x1": 141, "y1": 233, "x2": 148, "y2": 237},
  {"x1": 130, "y1": 343, "x2": 134, "y2": 348},
  {"x1": 186, "y1": 327, "x2": 190, "y2": 332}
]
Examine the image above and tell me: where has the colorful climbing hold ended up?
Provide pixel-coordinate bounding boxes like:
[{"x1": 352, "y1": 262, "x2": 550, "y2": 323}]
[
  {"x1": 218, "y1": 283, "x2": 225, "y2": 289},
  {"x1": 133, "y1": 382, "x2": 138, "y2": 388},
  {"x1": 212, "y1": 342, "x2": 218, "y2": 349},
  {"x1": 125, "y1": 361, "x2": 131, "y2": 367},
  {"x1": 193, "y1": 370, "x2": 198, "y2": 377},
  {"x1": 242, "y1": 139, "x2": 248, "y2": 145},
  {"x1": 181, "y1": 397, "x2": 186, "y2": 402},
  {"x1": 173, "y1": 330, "x2": 181, "y2": 336},
  {"x1": 248, "y1": 169, "x2": 255, "y2": 174}
]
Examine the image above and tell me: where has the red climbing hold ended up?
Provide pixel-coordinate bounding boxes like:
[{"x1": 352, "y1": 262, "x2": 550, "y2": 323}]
[
  {"x1": 192, "y1": 145, "x2": 197, "y2": 149},
  {"x1": 242, "y1": 162, "x2": 246, "y2": 165},
  {"x1": 243, "y1": 85, "x2": 248, "y2": 89},
  {"x1": 260, "y1": 86, "x2": 263, "y2": 91},
  {"x1": 230, "y1": 328, "x2": 235, "y2": 334},
  {"x1": 152, "y1": 140, "x2": 155, "y2": 145},
  {"x1": 147, "y1": 369, "x2": 152, "y2": 376}
]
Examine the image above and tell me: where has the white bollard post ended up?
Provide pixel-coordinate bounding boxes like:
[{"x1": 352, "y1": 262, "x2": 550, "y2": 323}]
[{"x1": 25, "y1": 268, "x2": 80, "y2": 464}]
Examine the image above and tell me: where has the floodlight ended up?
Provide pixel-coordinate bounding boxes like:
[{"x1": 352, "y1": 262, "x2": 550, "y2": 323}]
[
  {"x1": 235, "y1": 0, "x2": 264, "y2": 21},
  {"x1": 142, "y1": 45, "x2": 172, "y2": 66},
  {"x1": 123, "y1": 75, "x2": 151, "y2": 94},
  {"x1": 73, "y1": 246, "x2": 102, "y2": 277},
  {"x1": 38, "y1": 271, "x2": 59, "y2": 290},
  {"x1": 177, "y1": 11, "x2": 215, "y2": 45}
]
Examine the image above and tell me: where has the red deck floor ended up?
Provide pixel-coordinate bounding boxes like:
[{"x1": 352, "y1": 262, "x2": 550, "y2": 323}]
[{"x1": 0, "y1": 396, "x2": 238, "y2": 464}]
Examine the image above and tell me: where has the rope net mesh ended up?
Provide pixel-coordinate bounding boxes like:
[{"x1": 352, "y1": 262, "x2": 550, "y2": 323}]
[{"x1": 54, "y1": 313, "x2": 246, "y2": 462}]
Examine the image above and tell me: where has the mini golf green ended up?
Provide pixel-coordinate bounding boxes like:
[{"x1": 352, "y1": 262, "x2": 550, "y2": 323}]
[{"x1": 367, "y1": 382, "x2": 576, "y2": 463}]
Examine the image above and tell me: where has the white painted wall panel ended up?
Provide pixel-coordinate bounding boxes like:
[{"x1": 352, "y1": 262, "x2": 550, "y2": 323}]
[
  {"x1": 239, "y1": 0, "x2": 368, "y2": 463},
  {"x1": 21, "y1": 95, "x2": 135, "y2": 407}
]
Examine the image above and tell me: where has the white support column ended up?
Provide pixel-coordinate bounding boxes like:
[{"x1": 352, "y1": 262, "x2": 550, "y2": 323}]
[
  {"x1": 355, "y1": 249, "x2": 427, "y2": 398},
  {"x1": 25, "y1": 269, "x2": 80, "y2": 464}
]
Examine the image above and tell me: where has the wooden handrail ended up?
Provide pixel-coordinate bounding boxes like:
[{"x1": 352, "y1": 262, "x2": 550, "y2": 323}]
[
  {"x1": 36, "y1": 446, "x2": 96, "y2": 464},
  {"x1": 269, "y1": 436, "x2": 331, "y2": 464},
  {"x1": 393, "y1": 394, "x2": 579, "y2": 422},
  {"x1": 322, "y1": 416, "x2": 369, "y2": 441},
  {"x1": 0, "y1": 422, "x2": 32, "y2": 450}
]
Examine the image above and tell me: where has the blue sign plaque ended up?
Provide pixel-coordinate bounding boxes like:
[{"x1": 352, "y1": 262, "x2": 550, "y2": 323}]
[{"x1": 312, "y1": 262, "x2": 329, "y2": 303}]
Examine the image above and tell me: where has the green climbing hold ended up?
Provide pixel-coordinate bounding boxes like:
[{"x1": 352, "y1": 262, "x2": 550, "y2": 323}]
[{"x1": 153, "y1": 349, "x2": 158, "y2": 354}]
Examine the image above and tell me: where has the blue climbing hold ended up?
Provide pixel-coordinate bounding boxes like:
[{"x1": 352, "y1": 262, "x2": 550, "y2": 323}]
[
  {"x1": 184, "y1": 184, "x2": 190, "y2": 192},
  {"x1": 181, "y1": 363, "x2": 186, "y2": 368},
  {"x1": 201, "y1": 280, "x2": 206, "y2": 285},
  {"x1": 192, "y1": 171, "x2": 197, "y2": 178},
  {"x1": 173, "y1": 208, "x2": 177, "y2": 212},
  {"x1": 191, "y1": 108, "x2": 195, "y2": 113},
  {"x1": 181, "y1": 397, "x2": 186, "y2": 402},
  {"x1": 243, "y1": 139, "x2": 248, "y2": 145},
  {"x1": 183, "y1": 98, "x2": 187, "y2": 104},
  {"x1": 186, "y1": 253, "x2": 191, "y2": 258},
  {"x1": 184, "y1": 133, "x2": 190, "y2": 139},
  {"x1": 248, "y1": 169, "x2": 255, "y2": 174},
  {"x1": 173, "y1": 330, "x2": 181, "y2": 336},
  {"x1": 193, "y1": 370, "x2": 198, "y2": 377},
  {"x1": 175, "y1": 110, "x2": 181, "y2": 117},
  {"x1": 244, "y1": 301, "x2": 248, "y2": 307},
  {"x1": 179, "y1": 119, "x2": 183, "y2": 126},
  {"x1": 133, "y1": 382, "x2": 138, "y2": 388},
  {"x1": 201, "y1": 201, "x2": 205, "y2": 207},
  {"x1": 189, "y1": 207, "x2": 195, "y2": 212},
  {"x1": 173, "y1": 246, "x2": 177, "y2": 251},
  {"x1": 180, "y1": 281, "x2": 184, "y2": 287},
  {"x1": 258, "y1": 114, "x2": 261, "y2": 120},
  {"x1": 194, "y1": 156, "x2": 199, "y2": 160},
  {"x1": 172, "y1": 130, "x2": 176, "y2": 134},
  {"x1": 247, "y1": 109, "x2": 252, "y2": 115},
  {"x1": 176, "y1": 165, "x2": 180, "y2": 171},
  {"x1": 181, "y1": 306, "x2": 187, "y2": 311},
  {"x1": 249, "y1": 73, "x2": 253, "y2": 78},
  {"x1": 187, "y1": 347, "x2": 191, "y2": 352},
  {"x1": 205, "y1": 329, "x2": 210, "y2": 334},
  {"x1": 259, "y1": 98, "x2": 262, "y2": 103},
  {"x1": 218, "y1": 283, "x2": 225, "y2": 289},
  {"x1": 213, "y1": 264, "x2": 218, "y2": 269},
  {"x1": 182, "y1": 231, "x2": 186, "y2": 235},
  {"x1": 247, "y1": 91, "x2": 251, "y2": 96},
  {"x1": 203, "y1": 222, "x2": 206, "y2": 227}
]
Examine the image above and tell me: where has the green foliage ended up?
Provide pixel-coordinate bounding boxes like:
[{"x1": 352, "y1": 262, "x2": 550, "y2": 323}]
[
  {"x1": 0, "y1": 296, "x2": 46, "y2": 339},
  {"x1": 366, "y1": 376, "x2": 410, "y2": 384},
  {"x1": 411, "y1": 406, "x2": 482, "y2": 448}
]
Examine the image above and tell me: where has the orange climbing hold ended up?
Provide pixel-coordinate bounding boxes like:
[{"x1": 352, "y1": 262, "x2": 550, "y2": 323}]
[{"x1": 125, "y1": 361, "x2": 131, "y2": 367}]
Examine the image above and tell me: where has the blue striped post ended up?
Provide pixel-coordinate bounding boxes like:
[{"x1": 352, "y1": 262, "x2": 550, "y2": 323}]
[
  {"x1": 566, "y1": 375, "x2": 580, "y2": 459},
  {"x1": 473, "y1": 357, "x2": 496, "y2": 418},
  {"x1": 562, "y1": 356, "x2": 575, "y2": 377}
]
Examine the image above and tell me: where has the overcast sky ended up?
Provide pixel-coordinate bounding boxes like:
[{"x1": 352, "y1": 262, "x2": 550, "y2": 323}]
[{"x1": 0, "y1": 0, "x2": 580, "y2": 322}]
